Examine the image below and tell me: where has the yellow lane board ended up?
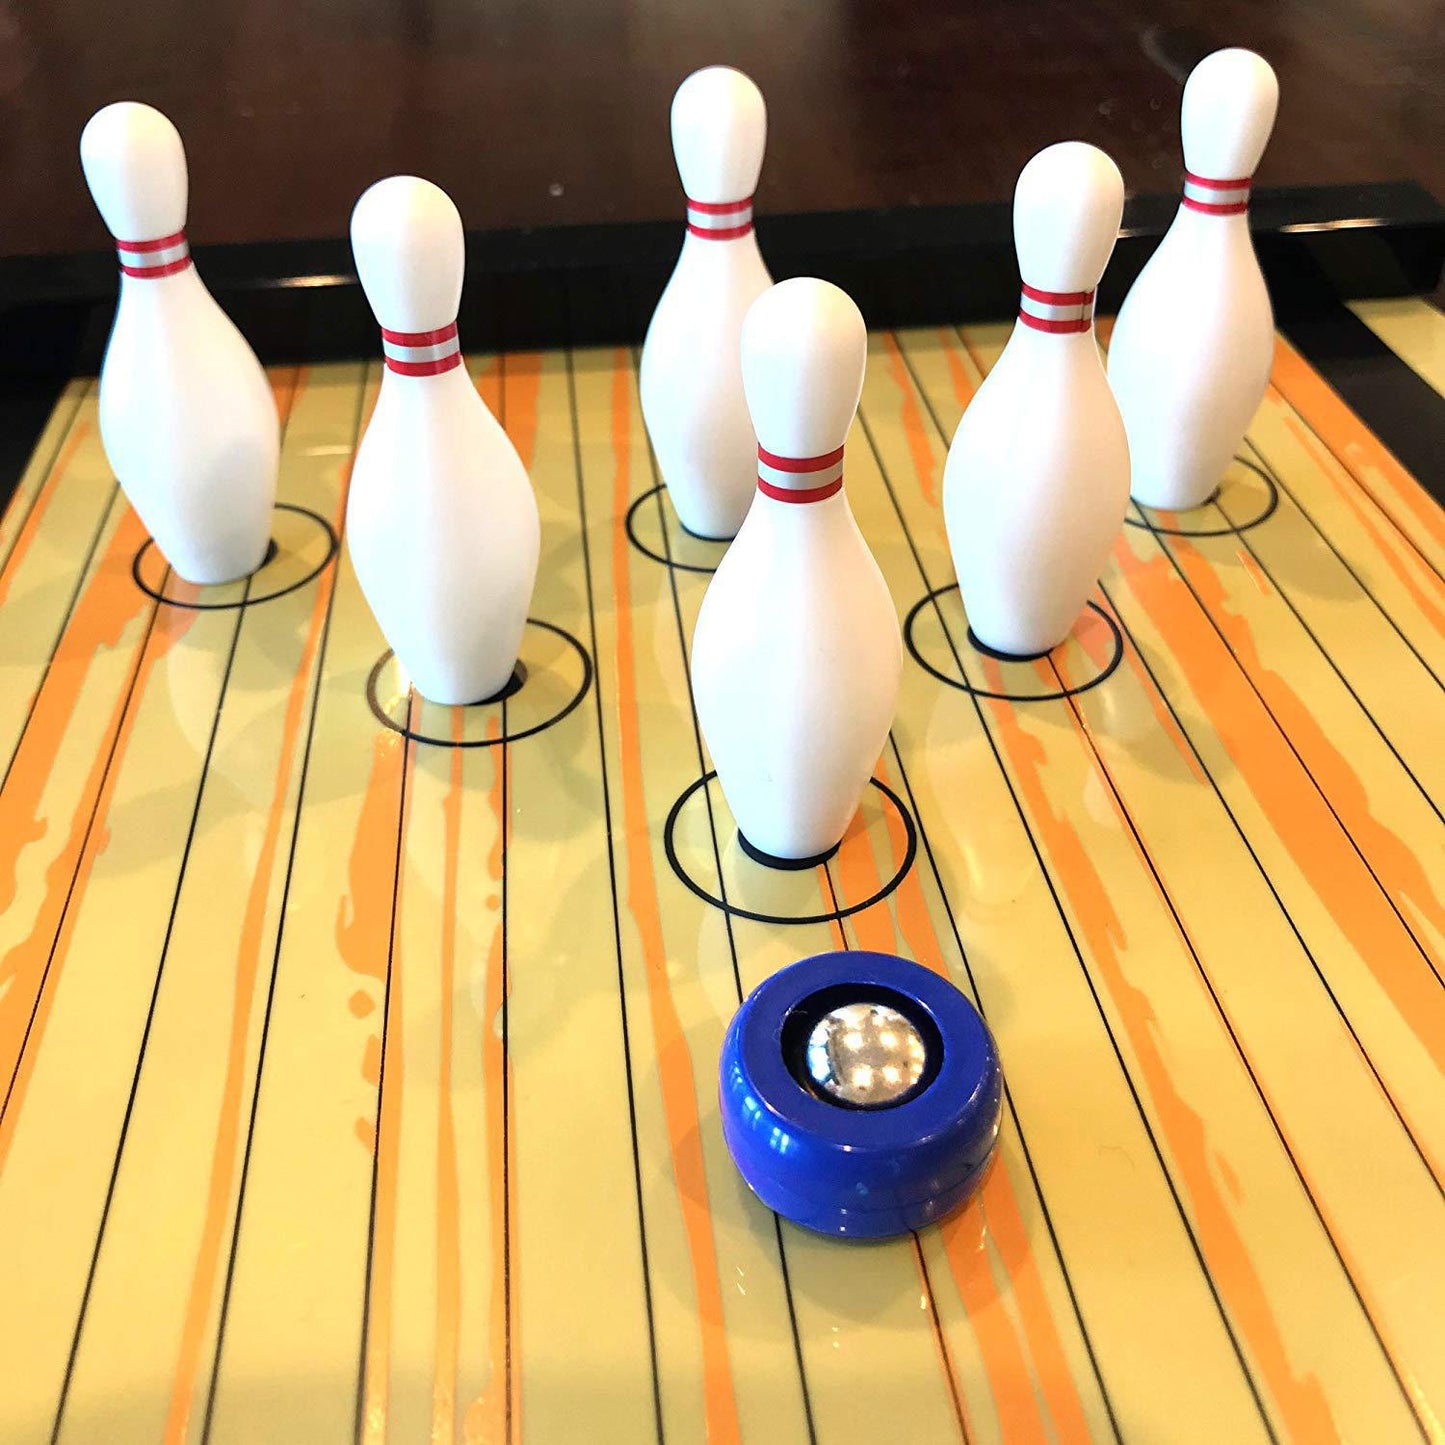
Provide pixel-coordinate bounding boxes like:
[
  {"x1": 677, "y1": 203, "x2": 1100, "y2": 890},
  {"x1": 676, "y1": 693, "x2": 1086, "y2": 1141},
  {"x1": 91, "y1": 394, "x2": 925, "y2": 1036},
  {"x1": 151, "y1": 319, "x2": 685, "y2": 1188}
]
[{"x1": 0, "y1": 303, "x2": 1441, "y2": 1444}]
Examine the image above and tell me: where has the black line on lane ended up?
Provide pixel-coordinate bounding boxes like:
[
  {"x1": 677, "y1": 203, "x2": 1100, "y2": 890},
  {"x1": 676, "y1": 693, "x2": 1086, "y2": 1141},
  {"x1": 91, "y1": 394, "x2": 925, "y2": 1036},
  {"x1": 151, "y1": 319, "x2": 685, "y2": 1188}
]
[
  {"x1": 817, "y1": 862, "x2": 969, "y2": 1445},
  {"x1": 1209, "y1": 471, "x2": 1443, "y2": 827},
  {"x1": 0, "y1": 591, "x2": 164, "y2": 1130},
  {"x1": 1242, "y1": 435, "x2": 1444, "y2": 696},
  {"x1": 0, "y1": 380, "x2": 87, "y2": 575},
  {"x1": 1048, "y1": 640, "x2": 1430, "y2": 1436},
  {"x1": 562, "y1": 329, "x2": 665, "y2": 1444},
  {"x1": 51, "y1": 573, "x2": 252, "y2": 1440},
  {"x1": 1135, "y1": 497, "x2": 1445, "y2": 990},
  {"x1": 0, "y1": 483, "x2": 121, "y2": 796},
  {"x1": 624, "y1": 332, "x2": 819, "y2": 1442},
  {"x1": 353, "y1": 708, "x2": 414, "y2": 1439},
  {"x1": 200, "y1": 370, "x2": 369, "y2": 1441},
  {"x1": 1281, "y1": 301, "x2": 1445, "y2": 510},
  {"x1": 864, "y1": 353, "x2": 1278, "y2": 1441}
]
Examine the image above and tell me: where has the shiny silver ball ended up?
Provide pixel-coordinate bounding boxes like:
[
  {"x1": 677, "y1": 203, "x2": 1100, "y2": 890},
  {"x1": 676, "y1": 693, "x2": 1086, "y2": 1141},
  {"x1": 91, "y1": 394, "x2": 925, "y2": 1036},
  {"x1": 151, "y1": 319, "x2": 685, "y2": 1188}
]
[{"x1": 804, "y1": 1001, "x2": 928, "y2": 1108}]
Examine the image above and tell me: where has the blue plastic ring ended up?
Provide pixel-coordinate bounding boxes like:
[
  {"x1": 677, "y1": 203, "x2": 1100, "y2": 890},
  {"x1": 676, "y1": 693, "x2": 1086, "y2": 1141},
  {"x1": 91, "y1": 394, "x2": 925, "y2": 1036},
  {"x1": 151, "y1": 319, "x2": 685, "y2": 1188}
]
[{"x1": 719, "y1": 950, "x2": 1003, "y2": 1238}]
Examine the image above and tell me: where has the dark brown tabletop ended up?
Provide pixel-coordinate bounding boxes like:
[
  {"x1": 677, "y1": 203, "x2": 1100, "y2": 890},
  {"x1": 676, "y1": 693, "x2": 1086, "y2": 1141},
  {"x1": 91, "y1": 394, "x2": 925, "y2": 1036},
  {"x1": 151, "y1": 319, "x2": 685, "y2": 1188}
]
[{"x1": 3, "y1": 0, "x2": 1442, "y2": 260}]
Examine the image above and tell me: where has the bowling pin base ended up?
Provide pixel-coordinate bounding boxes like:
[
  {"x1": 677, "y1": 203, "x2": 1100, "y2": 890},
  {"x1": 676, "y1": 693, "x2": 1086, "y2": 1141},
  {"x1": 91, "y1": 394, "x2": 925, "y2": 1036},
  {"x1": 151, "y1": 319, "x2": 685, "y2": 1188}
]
[
  {"x1": 171, "y1": 535, "x2": 277, "y2": 589},
  {"x1": 966, "y1": 627, "x2": 1054, "y2": 663},
  {"x1": 1130, "y1": 481, "x2": 1222, "y2": 513},
  {"x1": 738, "y1": 831, "x2": 840, "y2": 872},
  {"x1": 675, "y1": 516, "x2": 736, "y2": 544},
  {"x1": 477, "y1": 663, "x2": 527, "y2": 705},
  {"x1": 412, "y1": 662, "x2": 527, "y2": 709}
]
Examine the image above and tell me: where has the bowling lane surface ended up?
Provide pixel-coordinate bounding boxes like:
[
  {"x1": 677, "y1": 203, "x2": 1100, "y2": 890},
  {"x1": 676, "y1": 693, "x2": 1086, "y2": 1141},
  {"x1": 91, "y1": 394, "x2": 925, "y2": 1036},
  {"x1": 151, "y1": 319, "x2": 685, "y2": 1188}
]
[{"x1": 0, "y1": 306, "x2": 1442, "y2": 1443}]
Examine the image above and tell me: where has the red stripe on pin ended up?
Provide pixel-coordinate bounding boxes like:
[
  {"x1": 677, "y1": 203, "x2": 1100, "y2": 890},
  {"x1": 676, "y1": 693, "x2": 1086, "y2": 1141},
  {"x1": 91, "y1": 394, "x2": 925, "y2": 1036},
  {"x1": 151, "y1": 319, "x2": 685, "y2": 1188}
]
[
  {"x1": 1020, "y1": 282, "x2": 1093, "y2": 306},
  {"x1": 757, "y1": 444, "x2": 846, "y2": 474},
  {"x1": 385, "y1": 353, "x2": 464, "y2": 377},
  {"x1": 757, "y1": 476, "x2": 844, "y2": 504},
  {"x1": 1184, "y1": 170, "x2": 1252, "y2": 190},
  {"x1": 686, "y1": 196, "x2": 753, "y2": 214},
  {"x1": 119, "y1": 255, "x2": 193, "y2": 279},
  {"x1": 381, "y1": 322, "x2": 460, "y2": 346},
  {"x1": 1182, "y1": 197, "x2": 1250, "y2": 215},
  {"x1": 687, "y1": 220, "x2": 753, "y2": 241},
  {"x1": 115, "y1": 229, "x2": 188, "y2": 254},
  {"x1": 1181, "y1": 171, "x2": 1251, "y2": 216},
  {"x1": 1017, "y1": 312, "x2": 1093, "y2": 334},
  {"x1": 1017, "y1": 284, "x2": 1095, "y2": 334}
]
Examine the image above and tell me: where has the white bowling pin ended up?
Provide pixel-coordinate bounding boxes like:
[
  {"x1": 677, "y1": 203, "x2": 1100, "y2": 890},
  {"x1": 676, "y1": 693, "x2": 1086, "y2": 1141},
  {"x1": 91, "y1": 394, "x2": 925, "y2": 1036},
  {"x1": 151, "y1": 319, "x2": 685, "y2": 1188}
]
[
  {"x1": 640, "y1": 66, "x2": 773, "y2": 540},
  {"x1": 80, "y1": 102, "x2": 279, "y2": 586},
  {"x1": 1108, "y1": 49, "x2": 1279, "y2": 510},
  {"x1": 347, "y1": 177, "x2": 540, "y2": 706},
  {"x1": 691, "y1": 278, "x2": 902, "y2": 864},
  {"x1": 943, "y1": 142, "x2": 1129, "y2": 659}
]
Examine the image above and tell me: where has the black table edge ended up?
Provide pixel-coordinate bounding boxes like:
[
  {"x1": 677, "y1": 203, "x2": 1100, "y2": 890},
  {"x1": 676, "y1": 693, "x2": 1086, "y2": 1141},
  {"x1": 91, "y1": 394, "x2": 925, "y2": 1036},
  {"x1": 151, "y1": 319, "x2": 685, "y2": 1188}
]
[{"x1": 1, "y1": 180, "x2": 1441, "y2": 514}]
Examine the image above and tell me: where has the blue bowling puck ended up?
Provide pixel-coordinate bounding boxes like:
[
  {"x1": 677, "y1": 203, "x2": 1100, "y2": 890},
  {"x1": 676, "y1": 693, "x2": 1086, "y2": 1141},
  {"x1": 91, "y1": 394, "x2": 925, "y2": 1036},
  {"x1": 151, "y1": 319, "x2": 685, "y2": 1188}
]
[{"x1": 719, "y1": 950, "x2": 1003, "y2": 1238}]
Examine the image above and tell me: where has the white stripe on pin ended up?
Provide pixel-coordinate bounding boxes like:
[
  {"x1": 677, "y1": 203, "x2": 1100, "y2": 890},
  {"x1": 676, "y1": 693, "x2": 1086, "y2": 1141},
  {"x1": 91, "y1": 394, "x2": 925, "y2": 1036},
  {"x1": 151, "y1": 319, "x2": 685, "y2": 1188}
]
[
  {"x1": 686, "y1": 196, "x2": 754, "y2": 238},
  {"x1": 756, "y1": 444, "x2": 844, "y2": 498},
  {"x1": 116, "y1": 230, "x2": 192, "y2": 277},
  {"x1": 1018, "y1": 284, "x2": 1095, "y2": 333},
  {"x1": 1182, "y1": 171, "x2": 1252, "y2": 214},
  {"x1": 380, "y1": 322, "x2": 462, "y2": 375}
]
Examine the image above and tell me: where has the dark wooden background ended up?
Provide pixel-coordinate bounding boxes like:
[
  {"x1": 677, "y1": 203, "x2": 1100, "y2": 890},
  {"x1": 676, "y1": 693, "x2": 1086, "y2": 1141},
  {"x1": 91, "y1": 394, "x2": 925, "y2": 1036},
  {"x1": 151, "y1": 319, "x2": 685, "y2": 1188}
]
[{"x1": 2, "y1": 0, "x2": 1442, "y2": 259}]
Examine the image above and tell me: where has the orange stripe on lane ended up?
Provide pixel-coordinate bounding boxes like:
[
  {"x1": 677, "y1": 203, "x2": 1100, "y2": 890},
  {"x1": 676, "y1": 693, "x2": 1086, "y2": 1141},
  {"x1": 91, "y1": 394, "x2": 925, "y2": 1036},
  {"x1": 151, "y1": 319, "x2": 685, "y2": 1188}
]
[
  {"x1": 465, "y1": 352, "x2": 538, "y2": 1440},
  {"x1": 868, "y1": 339, "x2": 1107, "y2": 1441},
  {"x1": 345, "y1": 722, "x2": 412, "y2": 1444},
  {"x1": 833, "y1": 812, "x2": 900, "y2": 959},
  {"x1": 1082, "y1": 592, "x2": 1206, "y2": 784},
  {"x1": 1166, "y1": 534, "x2": 1445, "y2": 977},
  {"x1": 162, "y1": 522, "x2": 341, "y2": 1439},
  {"x1": 990, "y1": 654, "x2": 1338, "y2": 1441},
  {"x1": 883, "y1": 774, "x2": 1093, "y2": 1445},
  {"x1": 0, "y1": 510, "x2": 157, "y2": 1169},
  {"x1": 1270, "y1": 338, "x2": 1445, "y2": 559},
  {"x1": 502, "y1": 353, "x2": 543, "y2": 471},
  {"x1": 432, "y1": 712, "x2": 465, "y2": 1445},
  {"x1": 881, "y1": 336, "x2": 939, "y2": 506},
  {"x1": 835, "y1": 764, "x2": 1095, "y2": 1445},
  {"x1": 1113, "y1": 536, "x2": 1445, "y2": 1094},
  {"x1": 937, "y1": 329, "x2": 978, "y2": 413},
  {"x1": 465, "y1": 719, "x2": 514, "y2": 1444},
  {"x1": 1278, "y1": 413, "x2": 1445, "y2": 637},
  {"x1": 0, "y1": 421, "x2": 92, "y2": 611},
  {"x1": 475, "y1": 358, "x2": 503, "y2": 420},
  {"x1": 952, "y1": 327, "x2": 992, "y2": 381},
  {"x1": 0, "y1": 506, "x2": 148, "y2": 918},
  {"x1": 268, "y1": 366, "x2": 305, "y2": 431},
  {"x1": 0, "y1": 597, "x2": 200, "y2": 1175},
  {"x1": 608, "y1": 351, "x2": 741, "y2": 1444},
  {"x1": 1236, "y1": 548, "x2": 1274, "y2": 598}
]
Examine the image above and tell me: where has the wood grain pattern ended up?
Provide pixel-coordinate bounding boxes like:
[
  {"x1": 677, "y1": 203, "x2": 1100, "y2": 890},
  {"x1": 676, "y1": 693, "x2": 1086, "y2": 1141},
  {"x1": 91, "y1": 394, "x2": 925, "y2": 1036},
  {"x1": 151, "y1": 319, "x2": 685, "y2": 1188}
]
[{"x1": 0, "y1": 306, "x2": 1441, "y2": 1443}]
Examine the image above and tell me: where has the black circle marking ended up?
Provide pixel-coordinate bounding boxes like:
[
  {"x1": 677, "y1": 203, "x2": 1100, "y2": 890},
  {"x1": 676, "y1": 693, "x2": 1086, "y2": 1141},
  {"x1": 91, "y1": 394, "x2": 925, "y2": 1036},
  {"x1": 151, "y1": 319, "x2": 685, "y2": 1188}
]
[
  {"x1": 675, "y1": 516, "x2": 734, "y2": 543},
  {"x1": 905, "y1": 588, "x2": 1123, "y2": 702},
  {"x1": 365, "y1": 620, "x2": 592, "y2": 749},
  {"x1": 624, "y1": 484, "x2": 729, "y2": 575},
  {"x1": 1125, "y1": 457, "x2": 1279, "y2": 537},
  {"x1": 480, "y1": 663, "x2": 528, "y2": 706},
  {"x1": 737, "y1": 832, "x2": 841, "y2": 871},
  {"x1": 965, "y1": 627, "x2": 1051, "y2": 663},
  {"x1": 131, "y1": 503, "x2": 338, "y2": 610},
  {"x1": 664, "y1": 773, "x2": 918, "y2": 926}
]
